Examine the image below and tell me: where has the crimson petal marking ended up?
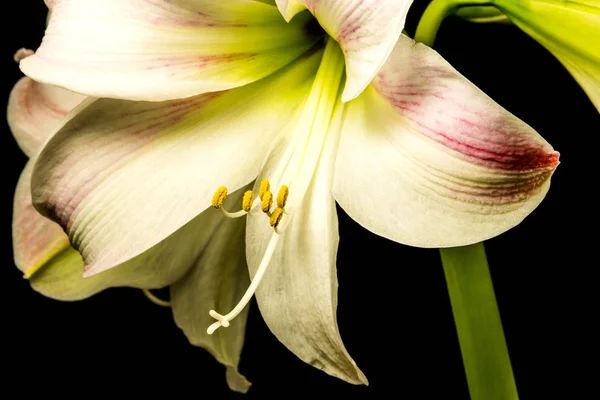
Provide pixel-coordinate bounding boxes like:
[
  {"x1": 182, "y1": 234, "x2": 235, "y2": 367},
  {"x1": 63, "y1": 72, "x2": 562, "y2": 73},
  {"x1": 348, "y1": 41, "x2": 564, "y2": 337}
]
[{"x1": 332, "y1": 35, "x2": 559, "y2": 248}]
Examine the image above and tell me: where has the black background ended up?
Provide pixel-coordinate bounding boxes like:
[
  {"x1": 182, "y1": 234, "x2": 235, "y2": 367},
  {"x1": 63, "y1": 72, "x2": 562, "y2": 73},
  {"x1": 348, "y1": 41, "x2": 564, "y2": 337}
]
[{"x1": 2, "y1": 1, "x2": 596, "y2": 398}]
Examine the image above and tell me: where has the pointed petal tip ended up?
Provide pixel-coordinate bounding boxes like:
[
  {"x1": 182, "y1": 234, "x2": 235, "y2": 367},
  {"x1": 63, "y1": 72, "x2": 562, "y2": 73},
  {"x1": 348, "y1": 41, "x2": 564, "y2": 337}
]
[
  {"x1": 226, "y1": 366, "x2": 252, "y2": 393},
  {"x1": 356, "y1": 367, "x2": 369, "y2": 386},
  {"x1": 550, "y1": 151, "x2": 560, "y2": 168},
  {"x1": 81, "y1": 264, "x2": 99, "y2": 279},
  {"x1": 341, "y1": 86, "x2": 360, "y2": 103}
]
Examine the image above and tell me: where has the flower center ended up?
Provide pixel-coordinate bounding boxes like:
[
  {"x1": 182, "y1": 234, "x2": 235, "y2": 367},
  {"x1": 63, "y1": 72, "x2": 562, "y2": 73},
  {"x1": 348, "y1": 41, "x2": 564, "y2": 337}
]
[{"x1": 207, "y1": 39, "x2": 345, "y2": 335}]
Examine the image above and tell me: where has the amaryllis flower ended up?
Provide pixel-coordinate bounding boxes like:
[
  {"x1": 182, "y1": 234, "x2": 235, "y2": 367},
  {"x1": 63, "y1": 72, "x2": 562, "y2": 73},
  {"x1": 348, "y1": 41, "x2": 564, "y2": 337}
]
[
  {"x1": 457, "y1": 0, "x2": 600, "y2": 111},
  {"x1": 13, "y1": 0, "x2": 559, "y2": 391}
]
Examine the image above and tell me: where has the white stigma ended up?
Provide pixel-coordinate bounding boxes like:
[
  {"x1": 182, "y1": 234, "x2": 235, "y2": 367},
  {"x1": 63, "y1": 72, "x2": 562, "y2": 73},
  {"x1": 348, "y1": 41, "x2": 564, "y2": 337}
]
[{"x1": 207, "y1": 233, "x2": 280, "y2": 335}]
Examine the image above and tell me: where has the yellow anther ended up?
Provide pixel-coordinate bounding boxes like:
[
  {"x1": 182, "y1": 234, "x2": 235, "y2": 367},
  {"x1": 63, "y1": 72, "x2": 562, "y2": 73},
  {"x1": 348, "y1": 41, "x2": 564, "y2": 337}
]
[
  {"x1": 276, "y1": 185, "x2": 289, "y2": 208},
  {"x1": 212, "y1": 186, "x2": 228, "y2": 208},
  {"x1": 261, "y1": 191, "x2": 273, "y2": 213},
  {"x1": 259, "y1": 179, "x2": 270, "y2": 199},
  {"x1": 242, "y1": 190, "x2": 254, "y2": 212},
  {"x1": 270, "y1": 207, "x2": 284, "y2": 227}
]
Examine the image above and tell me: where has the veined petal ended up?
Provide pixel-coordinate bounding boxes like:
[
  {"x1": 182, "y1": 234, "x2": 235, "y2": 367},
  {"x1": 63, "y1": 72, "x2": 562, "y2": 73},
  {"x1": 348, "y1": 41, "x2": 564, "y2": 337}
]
[
  {"x1": 31, "y1": 51, "x2": 322, "y2": 278},
  {"x1": 276, "y1": 0, "x2": 413, "y2": 101},
  {"x1": 493, "y1": 0, "x2": 600, "y2": 111},
  {"x1": 7, "y1": 77, "x2": 84, "y2": 157},
  {"x1": 13, "y1": 160, "x2": 74, "y2": 279},
  {"x1": 9, "y1": 80, "x2": 210, "y2": 301},
  {"x1": 246, "y1": 107, "x2": 366, "y2": 385},
  {"x1": 21, "y1": 0, "x2": 321, "y2": 101},
  {"x1": 333, "y1": 35, "x2": 559, "y2": 248},
  {"x1": 28, "y1": 194, "x2": 227, "y2": 301},
  {"x1": 170, "y1": 188, "x2": 251, "y2": 393}
]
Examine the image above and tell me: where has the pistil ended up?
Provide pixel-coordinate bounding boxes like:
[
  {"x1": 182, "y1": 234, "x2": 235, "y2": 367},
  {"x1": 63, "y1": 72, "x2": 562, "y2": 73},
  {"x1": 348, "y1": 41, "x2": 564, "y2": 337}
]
[{"x1": 207, "y1": 39, "x2": 346, "y2": 335}]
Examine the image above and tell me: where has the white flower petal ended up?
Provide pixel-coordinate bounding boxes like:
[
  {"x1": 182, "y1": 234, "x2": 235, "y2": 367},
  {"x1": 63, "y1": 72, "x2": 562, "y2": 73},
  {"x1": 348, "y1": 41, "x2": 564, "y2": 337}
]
[
  {"x1": 28, "y1": 196, "x2": 226, "y2": 301},
  {"x1": 8, "y1": 79, "x2": 211, "y2": 300},
  {"x1": 276, "y1": 0, "x2": 413, "y2": 101},
  {"x1": 170, "y1": 188, "x2": 251, "y2": 393},
  {"x1": 21, "y1": 0, "x2": 321, "y2": 101},
  {"x1": 13, "y1": 160, "x2": 73, "y2": 278},
  {"x1": 333, "y1": 35, "x2": 559, "y2": 248},
  {"x1": 7, "y1": 77, "x2": 84, "y2": 157},
  {"x1": 246, "y1": 110, "x2": 366, "y2": 384},
  {"x1": 31, "y1": 52, "x2": 322, "y2": 278},
  {"x1": 15, "y1": 160, "x2": 231, "y2": 300}
]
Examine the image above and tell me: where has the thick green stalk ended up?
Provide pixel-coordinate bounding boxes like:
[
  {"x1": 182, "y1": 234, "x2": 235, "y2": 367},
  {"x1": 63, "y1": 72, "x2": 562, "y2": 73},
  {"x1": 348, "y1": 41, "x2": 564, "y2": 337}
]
[
  {"x1": 440, "y1": 244, "x2": 519, "y2": 400},
  {"x1": 415, "y1": 2, "x2": 520, "y2": 399},
  {"x1": 414, "y1": 0, "x2": 492, "y2": 46}
]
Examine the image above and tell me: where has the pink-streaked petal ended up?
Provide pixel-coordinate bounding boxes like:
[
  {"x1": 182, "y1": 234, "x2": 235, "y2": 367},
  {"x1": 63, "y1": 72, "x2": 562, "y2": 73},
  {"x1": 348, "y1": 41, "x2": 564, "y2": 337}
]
[
  {"x1": 13, "y1": 160, "x2": 73, "y2": 278},
  {"x1": 7, "y1": 77, "x2": 85, "y2": 157},
  {"x1": 14, "y1": 160, "x2": 231, "y2": 301},
  {"x1": 31, "y1": 52, "x2": 322, "y2": 278},
  {"x1": 333, "y1": 35, "x2": 559, "y2": 248},
  {"x1": 28, "y1": 194, "x2": 228, "y2": 301},
  {"x1": 20, "y1": 0, "x2": 321, "y2": 101},
  {"x1": 276, "y1": 0, "x2": 413, "y2": 101}
]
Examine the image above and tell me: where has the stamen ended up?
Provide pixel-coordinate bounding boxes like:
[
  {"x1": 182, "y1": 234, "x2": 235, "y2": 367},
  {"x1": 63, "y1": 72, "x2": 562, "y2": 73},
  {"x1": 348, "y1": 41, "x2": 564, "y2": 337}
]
[
  {"x1": 212, "y1": 186, "x2": 228, "y2": 208},
  {"x1": 13, "y1": 48, "x2": 34, "y2": 63},
  {"x1": 270, "y1": 207, "x2": 284, "y2": 227},
  {"x1": 219, "y1": 207, "x2": 248, "y2": 219},
  {"x1": 261, "y1": 191, "x2": 273, "y2": 213},
  {"x1": 259, "y1": 179, "x2": 270, "y2": 199},
  {"x1": 142, "y1": 289, "x2": 171, "y2": 307},
  {"x1": 212, "y1": 186, "x2": 249, "y2": 218},
  {"x1": 207, "y1": 234, "x2": 281, "y2": 335},
  {"x1": 242, "y1": 190, "x2": 254, "y2": 212},
  {"x1": 276, "y1": 186, "x2": 289, "y2": 208}
]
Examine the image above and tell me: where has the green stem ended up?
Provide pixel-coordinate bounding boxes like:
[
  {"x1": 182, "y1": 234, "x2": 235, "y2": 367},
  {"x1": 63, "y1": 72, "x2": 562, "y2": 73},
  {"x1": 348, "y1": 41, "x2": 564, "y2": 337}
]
[
  {"x1": 414, "y1": 0, "x2": 492, "y2": 46},
  {"x1": 440, "y1": 244, "x2": 519, "y2": 400}
]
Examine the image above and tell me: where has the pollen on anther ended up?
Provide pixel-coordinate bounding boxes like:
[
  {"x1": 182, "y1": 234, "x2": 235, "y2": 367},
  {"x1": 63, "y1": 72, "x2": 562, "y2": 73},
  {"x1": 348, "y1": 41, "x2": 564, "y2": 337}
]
[
  {"x1": 276, "y1": 185, "x2": 289, "y2": 208},
  {"x1": 259, "y1": 179, "x2": 270, "y2": 199},
  {"x1": 212, "y1": 186, "x2": 228, "y2": 208},
  {"x1": 270, "y1": 207, "x2": 284, "y2": 227},
  {"x1": 261, "y1": 191, "x2": 273, "y2": 213},
  {"x1": 242, "y1": 190, "x2": 254, "y2": 212}
]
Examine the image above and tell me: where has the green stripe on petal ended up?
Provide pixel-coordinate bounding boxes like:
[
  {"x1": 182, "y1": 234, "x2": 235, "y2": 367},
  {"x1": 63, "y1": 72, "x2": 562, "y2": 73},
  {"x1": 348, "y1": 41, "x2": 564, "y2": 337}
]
[
  {"x1": 31, "y1": 50, "x2": 322, "y2": 278},
  {"x1": 333, "y1": 35, "x2": 559, "y2": 248},
  {"x1": 21, "y1": 0, "x2": 321, "y2": 101},
  {"x1": 275, "y1": 0, "x2": 413, "y2": 101}
]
